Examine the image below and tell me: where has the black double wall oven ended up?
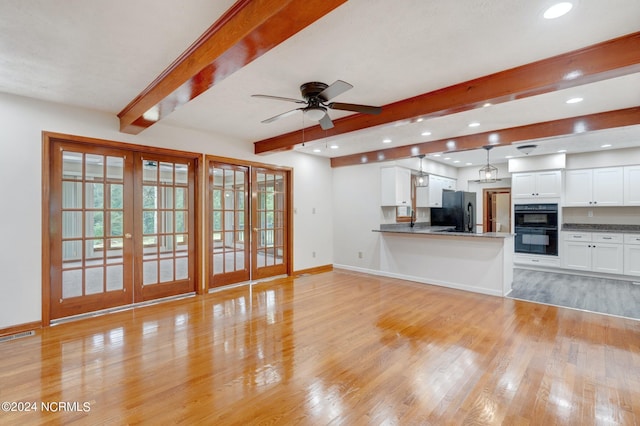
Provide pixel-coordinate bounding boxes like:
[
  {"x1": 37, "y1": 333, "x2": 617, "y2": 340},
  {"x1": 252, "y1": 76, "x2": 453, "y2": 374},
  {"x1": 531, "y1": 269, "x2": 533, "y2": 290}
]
[{"x1": 514, "y1": 203, "x2": 558, "y2": 256}]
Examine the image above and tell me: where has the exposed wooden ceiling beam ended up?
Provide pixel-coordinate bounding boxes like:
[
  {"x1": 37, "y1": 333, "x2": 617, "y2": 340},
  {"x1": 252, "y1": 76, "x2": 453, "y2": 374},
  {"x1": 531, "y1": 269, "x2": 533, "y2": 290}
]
[
  {"x1": 330, "y1": 107, "x2": 640, "y2": 168},
  {"x1": 118, "y1": 0, "x2": 347, "y2": 134},
  {"x1": 254, "y1": 31, "x2": 640, "y2": 155}
]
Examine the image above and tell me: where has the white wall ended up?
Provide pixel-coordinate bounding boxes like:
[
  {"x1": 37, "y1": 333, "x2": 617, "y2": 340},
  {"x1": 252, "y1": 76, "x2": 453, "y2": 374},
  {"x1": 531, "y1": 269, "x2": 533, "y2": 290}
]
[
  {"x1": 0, "y1": 93, "x2": 333, "y2": 329},
  {"x1": 332, "y1": 162, "x2": 383, "y2": 271}
]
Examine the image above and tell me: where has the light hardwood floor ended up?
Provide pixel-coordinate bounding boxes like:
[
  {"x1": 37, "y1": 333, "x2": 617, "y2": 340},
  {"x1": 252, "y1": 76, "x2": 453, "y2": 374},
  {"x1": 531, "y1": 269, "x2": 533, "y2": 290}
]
[{"x1": 1, "y1": 269, "x2": 639, "y2": 425}]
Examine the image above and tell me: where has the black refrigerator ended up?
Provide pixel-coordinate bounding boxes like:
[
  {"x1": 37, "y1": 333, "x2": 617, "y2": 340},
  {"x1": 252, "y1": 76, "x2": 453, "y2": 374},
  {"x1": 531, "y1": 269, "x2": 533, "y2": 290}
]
[{"x1": 430, "y1": 190, "x2": 477, "y2": 232}]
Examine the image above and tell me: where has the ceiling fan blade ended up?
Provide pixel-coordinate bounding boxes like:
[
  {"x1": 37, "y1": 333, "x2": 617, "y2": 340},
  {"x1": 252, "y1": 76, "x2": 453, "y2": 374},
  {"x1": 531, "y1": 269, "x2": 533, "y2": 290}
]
[
  {"x1": 252, "y1": 94, "x2": 306, "y2": 104},
  {"x1": 317, "y1": 80, "x2": 353, "y2": 101},
  {"x1": 261, "y1": 108, "x2": 303, "y2": 124},
  {"x1": 318, "y1": 113, "x2": 334, "y2": 130},
  {"x1": 328, "y1": 102, "x2": 382, "y2": 115}
]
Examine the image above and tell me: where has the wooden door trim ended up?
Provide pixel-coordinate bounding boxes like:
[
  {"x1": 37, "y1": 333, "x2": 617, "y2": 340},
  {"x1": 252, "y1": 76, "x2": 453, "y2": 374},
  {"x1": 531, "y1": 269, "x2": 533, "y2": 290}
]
[{"x1": 42, "y1": 132, "x2": 201, "y2": 325}]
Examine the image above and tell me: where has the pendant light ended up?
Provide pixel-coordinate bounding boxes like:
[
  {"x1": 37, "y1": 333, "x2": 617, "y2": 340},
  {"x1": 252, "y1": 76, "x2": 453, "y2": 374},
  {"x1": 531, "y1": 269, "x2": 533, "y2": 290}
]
[
  {"x1": 415, "y1": 154, "x2": 428, "y2": 187},
  {"x1": 478, "y1": 146, "x2": 498, "y2": 183}
]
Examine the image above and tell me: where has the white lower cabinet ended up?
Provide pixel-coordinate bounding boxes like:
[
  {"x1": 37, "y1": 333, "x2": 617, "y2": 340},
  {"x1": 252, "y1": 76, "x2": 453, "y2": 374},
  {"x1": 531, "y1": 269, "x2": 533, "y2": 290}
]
[
  {"x1": 563, "y1": 241, "x2": 592, "y2": 271},
  {"x1": 624, "y1": 234, "x2": 640, "y2": 276},
  {"x1": 591, "y1": 243, "x2": 624, "y2": 274},
  {"x1": 562, "y1": 232, "x2": 623, "y2": 275}
]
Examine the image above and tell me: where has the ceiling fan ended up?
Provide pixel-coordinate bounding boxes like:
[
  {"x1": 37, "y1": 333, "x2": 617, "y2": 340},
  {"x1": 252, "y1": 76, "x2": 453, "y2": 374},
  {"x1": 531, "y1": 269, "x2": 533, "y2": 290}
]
[{"x1": 252, "y1": 80, "x2": 382, "y2": 130}]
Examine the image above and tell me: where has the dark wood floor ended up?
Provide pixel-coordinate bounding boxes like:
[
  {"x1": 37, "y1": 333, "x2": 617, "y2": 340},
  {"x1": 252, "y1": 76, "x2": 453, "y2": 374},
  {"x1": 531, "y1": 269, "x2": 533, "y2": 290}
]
[{"x1": 1, "y1": 269, "x2": 639, "y2": 425}]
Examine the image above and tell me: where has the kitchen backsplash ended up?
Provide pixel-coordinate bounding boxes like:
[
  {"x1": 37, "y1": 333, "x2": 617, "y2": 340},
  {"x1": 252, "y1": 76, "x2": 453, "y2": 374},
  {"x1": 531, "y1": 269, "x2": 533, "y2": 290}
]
[{"x1": 562, "y1": 207, "x2": 640, "y2": 225}]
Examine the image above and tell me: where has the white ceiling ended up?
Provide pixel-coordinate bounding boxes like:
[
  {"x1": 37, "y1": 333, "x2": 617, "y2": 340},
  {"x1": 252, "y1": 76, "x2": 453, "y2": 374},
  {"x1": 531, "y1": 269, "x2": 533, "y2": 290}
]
[{"x1": 1, "y1": 0, "x2": 639, "y2": 166}]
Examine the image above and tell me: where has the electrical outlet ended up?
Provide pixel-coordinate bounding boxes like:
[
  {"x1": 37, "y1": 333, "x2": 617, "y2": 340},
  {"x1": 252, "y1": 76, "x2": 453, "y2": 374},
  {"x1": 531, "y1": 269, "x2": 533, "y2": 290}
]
[
  {"x1": 312, "y1": 251, "x2": 316, "y2": 258},
  {"x1": 358, "y1": 251, "x2": 363, "y2": 259},
  {"x1": 312, "y1": 207, "x2": 316, "y2": 214},
  {"x1": 588, "y1": 210, "x2": 593, "y2": 217}
]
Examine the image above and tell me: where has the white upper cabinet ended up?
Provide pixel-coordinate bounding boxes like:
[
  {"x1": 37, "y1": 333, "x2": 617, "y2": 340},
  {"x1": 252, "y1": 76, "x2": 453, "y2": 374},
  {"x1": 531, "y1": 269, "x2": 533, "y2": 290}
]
[
  {"x1": 427, "y1": 176, "x2": 456, "y2": 207},
  {"x1": 512, "y1": 170, "x2": 561, "y2": 199},
  {"x1": 380, "y1": 166, "x2": 412, "y2": 206},
  {"x1": 564, "y1": 169, "x2": 592, "y2": 206},
  {"x1": 624, "y1": 165, "x2": 640, "y2": 205},
  {"x1": 564, "y1": 167, "x2": 623, "y2": 206}
]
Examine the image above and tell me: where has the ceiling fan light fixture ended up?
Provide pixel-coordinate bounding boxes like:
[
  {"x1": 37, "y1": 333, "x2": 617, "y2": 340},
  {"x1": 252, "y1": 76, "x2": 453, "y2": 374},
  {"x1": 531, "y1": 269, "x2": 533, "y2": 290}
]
[{"x1": 304, "y1": 106, "x2": 327, "y2": 121}]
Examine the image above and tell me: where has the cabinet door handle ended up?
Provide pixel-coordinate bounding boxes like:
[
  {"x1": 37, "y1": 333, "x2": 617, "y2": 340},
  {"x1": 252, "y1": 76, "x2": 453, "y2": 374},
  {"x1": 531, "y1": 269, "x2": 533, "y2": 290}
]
[{"x1": 603, "y1": 237, "x2": 612, "y2": 240}]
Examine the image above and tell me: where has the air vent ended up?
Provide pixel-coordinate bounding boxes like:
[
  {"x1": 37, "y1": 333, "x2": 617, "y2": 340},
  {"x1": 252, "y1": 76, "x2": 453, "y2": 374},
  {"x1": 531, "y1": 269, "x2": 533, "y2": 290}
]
[{"x1": 0, "y1": 330, "x2": 35, "y2": 343}]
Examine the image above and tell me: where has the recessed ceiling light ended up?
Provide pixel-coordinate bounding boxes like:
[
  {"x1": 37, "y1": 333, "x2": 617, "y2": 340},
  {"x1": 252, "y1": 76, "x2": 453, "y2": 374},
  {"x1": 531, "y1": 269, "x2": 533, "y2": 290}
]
[
  {"x1": 601, "y1": 144, "x2": 612, "y2": 148},
  {"x1": 505, "y1": 155, "x2": 514, "y2": 159},
  {"x1": 566, "y1": 97, "x2": 583, "y2": 104},
  {"x1": 544, "y1": 2, "x2": 573, "y2": 19},
  {"x1": 330, "y1": 144, "x2": 339, "y2": 149},
  {"x1": 421, "y1": 131, "x2": 432, "y2": 136},
  {"x1": 313, "y1": 148, "x2": 322, "y2": 153},
  {"x1": 382, "y1": 138, "x2": 392, "y2": 144},
  {"x1": 416, "y1": 118, "x2": 424, "y2": 123},
  {"x1": 466, "y1": 162, "x2": 473, "y2": 166},
  {"x1": 453, "y1": 160, "x2": 460, "y2": 164},
  {"x1": 483, "y1": 103, "x2": 492, "y2": 108},
  {"x1": 468, "y1": 122, "x2": 480, "y2": 128},
  {"x1": 432, "y1": 153, "x2": 441, "y2": 157},
  {"x1": 444, "y1": 157, "x2": 452, "y2": 160},
  {"x1": 557, "y1": 149, "x2": 567, "y2": 153}
]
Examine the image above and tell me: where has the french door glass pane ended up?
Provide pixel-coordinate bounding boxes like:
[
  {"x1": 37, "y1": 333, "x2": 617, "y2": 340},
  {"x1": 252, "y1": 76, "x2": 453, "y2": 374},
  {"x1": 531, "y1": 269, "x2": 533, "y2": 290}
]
[
  {"x1": 86, "y1": 267, "x2": 104, "y2": 294},
  {"x1": 62, "y1": 182, "x2": 82, "y2": 208},
  {"x1": 106, "y1": 156, "x2": 124, "y2": 181},
  {"x1": 62, "y1": 270, "x2": 82, "y2": 298},
  {"x1": 62, "y1": 212, "x2": 82, "y2": 238},
  {"x1": 175, "y1": 164, "x2": 188, "y2": 185},
  {"x1": 106, "y1": 265, "x2": 123, "y2": 291},
  {"x1": 63, "y1": 152, "x2": 82, "y2": 179},
  {"x1": 85, "y1": 155, "x2": 104, "y2": 180}
]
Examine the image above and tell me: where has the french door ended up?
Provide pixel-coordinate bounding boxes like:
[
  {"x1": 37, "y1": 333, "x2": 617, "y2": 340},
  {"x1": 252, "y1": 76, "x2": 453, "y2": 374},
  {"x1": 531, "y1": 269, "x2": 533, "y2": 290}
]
[
  {"x1": 49, "y1": 141, "x2": 196, "y2": 320},
  {"x1": 208, "y1": 161, "x2": 290, "y2": 288},
  {"x1": 209, "y1": 163, "x2": 250, "y2": 287},
  {"x1": 252, "y1": 167, "x2": 288, "y2": 280}
]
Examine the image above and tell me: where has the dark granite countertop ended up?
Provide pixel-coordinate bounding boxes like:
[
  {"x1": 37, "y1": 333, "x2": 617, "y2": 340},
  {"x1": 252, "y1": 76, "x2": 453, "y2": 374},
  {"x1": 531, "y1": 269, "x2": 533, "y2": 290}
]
[
  {"x1": 374, "y1": 223, "x2": 512, "y2": 238},
  {"x1": 562, "y1": 223, "x2": 640, "y2": 234}
]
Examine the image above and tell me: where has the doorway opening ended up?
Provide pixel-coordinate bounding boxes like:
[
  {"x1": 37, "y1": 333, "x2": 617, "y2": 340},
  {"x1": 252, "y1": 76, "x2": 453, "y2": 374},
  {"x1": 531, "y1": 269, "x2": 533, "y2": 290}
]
[{"x1": 483, "y1": 188, "x2": 511, "y2": 233}]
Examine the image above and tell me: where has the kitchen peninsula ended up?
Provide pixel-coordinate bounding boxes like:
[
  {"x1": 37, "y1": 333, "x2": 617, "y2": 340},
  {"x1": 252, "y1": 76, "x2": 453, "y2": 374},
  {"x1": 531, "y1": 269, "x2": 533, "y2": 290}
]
[{"x1": 374, "y1": 224, "x2": 514, "y2": 297}]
